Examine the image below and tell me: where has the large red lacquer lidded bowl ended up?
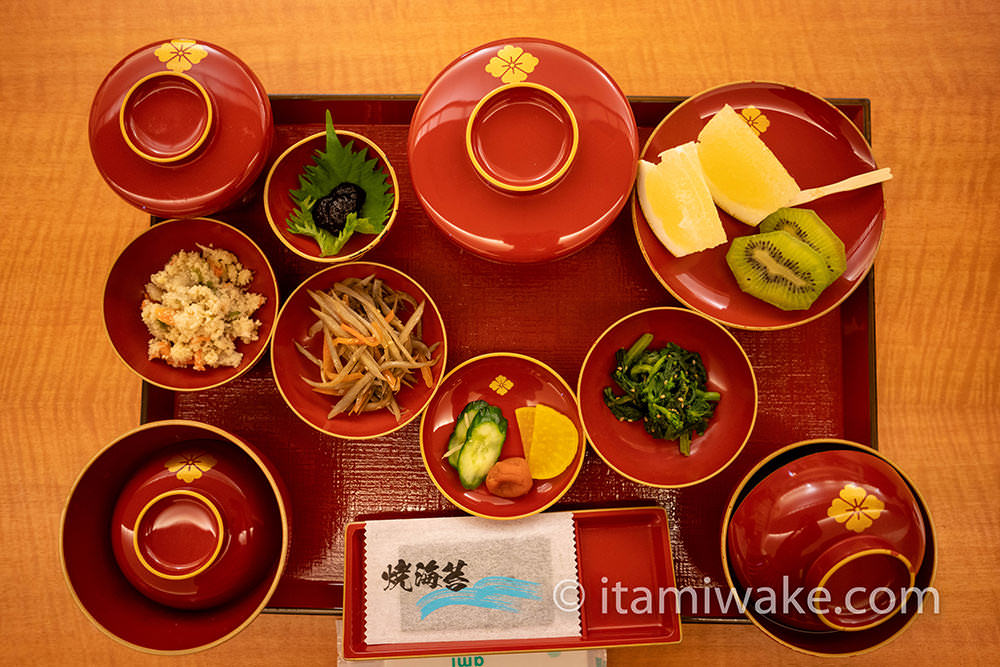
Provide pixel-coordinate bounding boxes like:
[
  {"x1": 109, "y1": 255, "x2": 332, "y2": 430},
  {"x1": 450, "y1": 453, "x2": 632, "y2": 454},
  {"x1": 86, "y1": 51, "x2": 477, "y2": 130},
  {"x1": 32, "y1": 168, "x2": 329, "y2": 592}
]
[
  {"x1": 408, "y1": 37, "x2": 638, "y2": 263},
  {"x1": 60, "y1": 420, "x2": 290, "y2": 654},
  {"x1": 89, "y1": 38, "x2": 273, "y2": 218}
]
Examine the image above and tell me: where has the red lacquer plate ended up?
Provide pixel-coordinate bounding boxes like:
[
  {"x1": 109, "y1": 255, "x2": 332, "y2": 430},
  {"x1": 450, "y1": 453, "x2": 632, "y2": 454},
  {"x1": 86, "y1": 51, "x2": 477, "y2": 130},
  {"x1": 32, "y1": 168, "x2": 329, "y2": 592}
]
[
  {"x1": 90, "y1": 38, "x2": 273, "y2": 218},
  {"x1": 342, "y1": 507, "x2": 681, "y2": 659},
  {"x1": 103, "y1": 218, "x2": 278, "y2": 392},
  {"x1": 270, "y1": 262, "x2": 447, "y2": 439},
  {"x1": 419, "y1": 353, "x2": 585, "y2": 519},
  {"x1": 409, "y1": 37, "x2": 638, "y2": 263},
  {"x1": 578, "y1": 307, "x2": 757, "y2": 488},
  {"x1": 633, "y1": 81, "x2": 886, "y2": 330},
  {"x1": 263, "y1": 129, "x2": 399, "y2": 263}
]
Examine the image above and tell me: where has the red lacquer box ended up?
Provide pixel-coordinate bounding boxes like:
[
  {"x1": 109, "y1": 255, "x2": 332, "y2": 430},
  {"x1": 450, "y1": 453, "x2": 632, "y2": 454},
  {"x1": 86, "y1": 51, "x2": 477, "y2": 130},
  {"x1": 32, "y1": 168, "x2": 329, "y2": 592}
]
[{"x1": 342, "y1": 507, "x2": 681, "y2": 658}]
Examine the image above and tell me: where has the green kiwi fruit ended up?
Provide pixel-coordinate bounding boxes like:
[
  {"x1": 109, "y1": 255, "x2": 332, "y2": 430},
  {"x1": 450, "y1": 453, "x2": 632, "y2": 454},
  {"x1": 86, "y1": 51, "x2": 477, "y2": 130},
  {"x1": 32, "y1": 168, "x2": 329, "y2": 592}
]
[
  {"x1": 726, "y1": 230, "x2": 834, "y2": 311},
  {"x1": 759, "y1": 207, "x2": 846, "y2": 281}
]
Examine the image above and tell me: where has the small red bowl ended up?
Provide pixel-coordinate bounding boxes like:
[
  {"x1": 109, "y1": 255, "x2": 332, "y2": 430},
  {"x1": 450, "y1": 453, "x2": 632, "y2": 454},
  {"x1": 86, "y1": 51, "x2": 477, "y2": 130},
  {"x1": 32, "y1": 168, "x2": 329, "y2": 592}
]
[
  {"x1": 721, "y1": 439, "x2": 937, "y2": 656},
  {"x1": 577, "y1": 307, "x2": 757, "y2": 487},
  {"x1": 271, "y1": 262, "x2": 447, "y2": 439},
  {"x1": 263, "y1": 129, "x2": 398, "y2": 263},
  {"x1": 60, "y1": 420, "x2": 290, "y2": 654},
  {"x1": 111, "y1": 439, "x2": 283, "y2": 609},
  {"x1": 419, "y1": 353, "x2": 586, "y2": 519},
  {"x1": 103, "y1": 218, "x2": 278, "y2": 392}
]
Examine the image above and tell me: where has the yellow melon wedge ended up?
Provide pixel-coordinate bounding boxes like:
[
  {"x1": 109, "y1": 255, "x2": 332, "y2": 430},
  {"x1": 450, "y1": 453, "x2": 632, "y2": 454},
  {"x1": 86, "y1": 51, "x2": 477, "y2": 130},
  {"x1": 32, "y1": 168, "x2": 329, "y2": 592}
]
[
  {"x1": 696, "y1": 104, "x2": 801, "y2": 226},
  {"x1": 636, "y1": 142, "x2": 727, "y2": 257}
]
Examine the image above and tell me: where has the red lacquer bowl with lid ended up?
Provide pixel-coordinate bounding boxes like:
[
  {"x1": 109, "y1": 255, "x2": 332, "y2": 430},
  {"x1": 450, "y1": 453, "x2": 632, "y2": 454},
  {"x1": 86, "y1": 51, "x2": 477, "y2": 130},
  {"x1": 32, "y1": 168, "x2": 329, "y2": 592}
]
[
  {"x1": 721, "y1": 439, "x2": 937, "y2": 656},
  {"x1": 89, "y1": 38, "x2": 273, "y2": 217},
  {"x1": 60, "y1": 420, "x2": 290, "y2": 654},
  {"x1": 408, "y1": 37, "x2": 638, "y2": 263}
]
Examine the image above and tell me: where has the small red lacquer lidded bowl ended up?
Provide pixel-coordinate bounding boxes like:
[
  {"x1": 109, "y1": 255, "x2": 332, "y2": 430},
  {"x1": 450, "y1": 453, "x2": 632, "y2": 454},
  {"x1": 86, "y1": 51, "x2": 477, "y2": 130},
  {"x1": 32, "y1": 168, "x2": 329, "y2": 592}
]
[
  {"x1": 60, "y1": 420, "x2": 290, "y2": 654},
  {"x1": 89, "y1": 38, "x2": 273, "y2": 218},
  {"x1": 110, "y1": 438, "x2": 283, "y2": 609},
  {"x1": 726, "y1": 445, "x2": 927, "y2": 633}
]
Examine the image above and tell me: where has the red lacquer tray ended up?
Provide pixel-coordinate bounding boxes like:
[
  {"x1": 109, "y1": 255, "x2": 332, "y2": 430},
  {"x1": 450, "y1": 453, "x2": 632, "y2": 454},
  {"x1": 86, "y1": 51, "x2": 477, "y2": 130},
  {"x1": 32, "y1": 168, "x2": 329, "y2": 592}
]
[
  {"x1": 142, "y1": 94, "x2": 877, "y2": 620},
  {"x1": 342, "y1": 507, "x2": 681, "y2": 658}
]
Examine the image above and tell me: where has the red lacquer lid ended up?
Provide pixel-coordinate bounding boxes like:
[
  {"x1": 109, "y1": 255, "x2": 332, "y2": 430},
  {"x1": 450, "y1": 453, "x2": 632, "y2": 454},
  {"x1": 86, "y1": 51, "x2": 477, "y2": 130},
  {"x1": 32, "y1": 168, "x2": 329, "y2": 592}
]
[
  {"x1": 89, "y1": 38, "x2": 273, "y2": 217},
  {"x1": 409, "y1": 38, "x2": 638, "y2": 263}
]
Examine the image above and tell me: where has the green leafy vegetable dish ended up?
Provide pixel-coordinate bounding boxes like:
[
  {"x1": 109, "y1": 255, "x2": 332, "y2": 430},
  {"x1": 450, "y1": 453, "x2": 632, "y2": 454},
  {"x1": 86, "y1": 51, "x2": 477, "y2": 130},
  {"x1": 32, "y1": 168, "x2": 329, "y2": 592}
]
[
  {"x1": 286, "y1": 110, "x2": 395, "y2": 257},
  {"x1": 602, "y1": 333, "x2": 721, "y2": 456}
]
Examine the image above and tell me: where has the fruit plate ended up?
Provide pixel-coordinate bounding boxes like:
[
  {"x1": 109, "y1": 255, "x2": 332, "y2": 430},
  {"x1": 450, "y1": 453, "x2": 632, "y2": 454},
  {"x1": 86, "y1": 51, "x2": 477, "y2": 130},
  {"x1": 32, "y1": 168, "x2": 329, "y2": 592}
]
[
  {"x1": 141, "y1": 94, "x2": 877, "y2": 620},
  {"x1": 633, "y1": 81, "x2": 885, "y2": 330},
  {"x1": 341, "y1": 507, "x2": 681, "y2": 659}
]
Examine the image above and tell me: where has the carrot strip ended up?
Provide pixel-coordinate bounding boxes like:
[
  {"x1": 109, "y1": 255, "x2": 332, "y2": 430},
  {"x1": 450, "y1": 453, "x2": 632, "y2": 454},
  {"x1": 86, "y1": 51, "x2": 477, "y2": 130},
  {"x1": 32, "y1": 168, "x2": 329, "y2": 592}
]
[
  {"x1": 341, "y1": 323, "x2": 379, "y2": 346},
  {"x1": 156, "y1": 308, "x2": 175, "y2": 326}
]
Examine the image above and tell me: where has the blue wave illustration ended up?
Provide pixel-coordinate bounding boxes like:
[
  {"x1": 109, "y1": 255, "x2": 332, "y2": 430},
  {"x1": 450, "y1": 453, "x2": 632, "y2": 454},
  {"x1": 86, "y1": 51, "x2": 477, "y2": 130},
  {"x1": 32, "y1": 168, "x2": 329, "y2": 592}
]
[{"x1": 415, "y1": 576, "x2": 542, "y2": 619}]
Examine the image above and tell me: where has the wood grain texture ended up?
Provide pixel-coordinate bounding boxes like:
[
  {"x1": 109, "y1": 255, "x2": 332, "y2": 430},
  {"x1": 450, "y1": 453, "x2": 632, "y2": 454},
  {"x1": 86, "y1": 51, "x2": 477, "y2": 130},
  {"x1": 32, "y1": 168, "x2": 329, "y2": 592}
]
[{"x1": 2, "y1": 0, "x2": 998, "y2": 664}]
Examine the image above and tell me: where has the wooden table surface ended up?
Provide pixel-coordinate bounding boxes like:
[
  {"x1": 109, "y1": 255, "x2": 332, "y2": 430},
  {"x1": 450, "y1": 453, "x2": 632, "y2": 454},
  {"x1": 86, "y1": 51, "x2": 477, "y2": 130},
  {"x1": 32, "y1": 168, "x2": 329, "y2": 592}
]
[{"x1": 3, "y1": 1, "x2": 998, "y2": 664}]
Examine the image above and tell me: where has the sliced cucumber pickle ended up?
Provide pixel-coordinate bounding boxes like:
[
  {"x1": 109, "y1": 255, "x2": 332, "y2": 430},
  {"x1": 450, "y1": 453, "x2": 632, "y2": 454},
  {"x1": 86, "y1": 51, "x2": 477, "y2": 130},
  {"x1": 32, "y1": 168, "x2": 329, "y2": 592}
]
[
  {"x1": 444, "y1": 399, "x2": 489, "y2": 469},
  {"x1": 457, "y1": 405, "x2": 508, "y2": 490}
]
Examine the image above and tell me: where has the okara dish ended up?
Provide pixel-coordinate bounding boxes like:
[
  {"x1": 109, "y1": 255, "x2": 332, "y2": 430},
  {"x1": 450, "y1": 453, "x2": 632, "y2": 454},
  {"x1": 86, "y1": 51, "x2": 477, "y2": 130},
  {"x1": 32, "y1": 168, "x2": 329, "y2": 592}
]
[
  {"x1": 103, "y1": 217, "x2": 278, "y2": 392},
  {"x1": 141, "y1": 244, "x2": 265, "y2": 370}
]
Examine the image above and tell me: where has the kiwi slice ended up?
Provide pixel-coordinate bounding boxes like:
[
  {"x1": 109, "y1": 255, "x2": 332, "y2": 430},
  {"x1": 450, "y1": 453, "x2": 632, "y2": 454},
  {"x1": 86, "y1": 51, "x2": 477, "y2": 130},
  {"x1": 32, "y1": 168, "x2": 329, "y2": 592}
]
[
  {"x1": 726, "y1": 230, "x2": 833, "y2": 311},
  {"x1": 759, "y1": 207, "x2": 846, "y2": 281}
]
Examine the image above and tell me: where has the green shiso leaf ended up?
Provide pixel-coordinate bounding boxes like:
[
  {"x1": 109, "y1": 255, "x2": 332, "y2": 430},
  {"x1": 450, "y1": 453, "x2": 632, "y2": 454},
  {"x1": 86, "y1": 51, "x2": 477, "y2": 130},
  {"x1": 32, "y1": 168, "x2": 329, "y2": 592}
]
[{"x1": 286, "y1": 110, "x2": 394, "y2": 257}]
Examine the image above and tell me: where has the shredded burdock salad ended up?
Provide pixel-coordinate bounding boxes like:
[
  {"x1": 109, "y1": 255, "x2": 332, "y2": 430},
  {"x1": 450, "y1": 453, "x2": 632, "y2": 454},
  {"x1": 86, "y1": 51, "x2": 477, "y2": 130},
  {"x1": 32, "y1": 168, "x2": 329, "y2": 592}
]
[{"x1": 296, "y1": 275, "x2": 440, "y2": 420}]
